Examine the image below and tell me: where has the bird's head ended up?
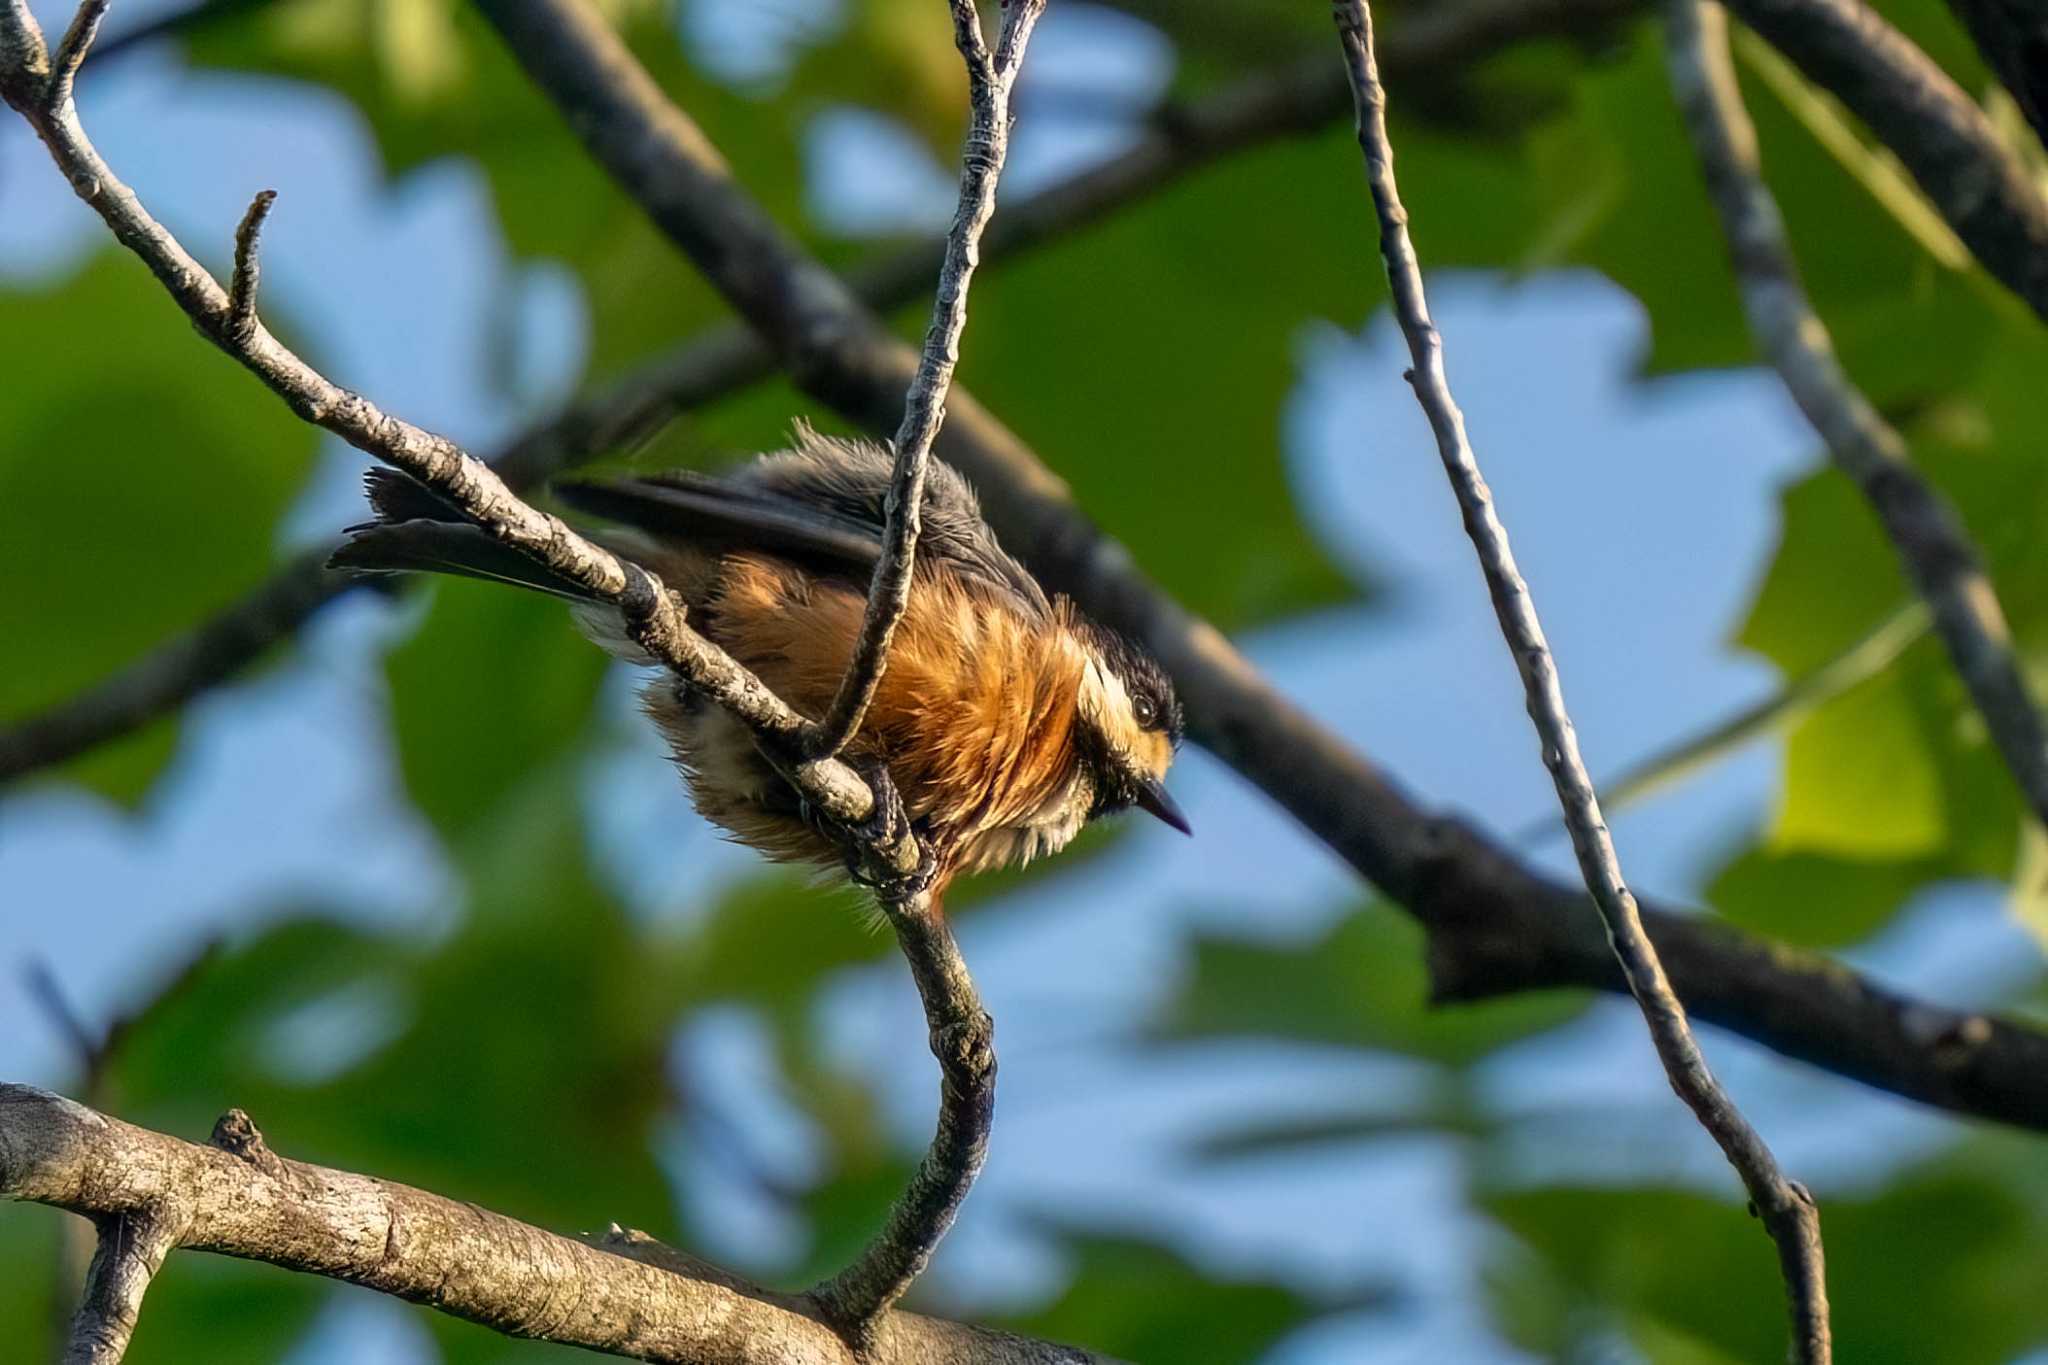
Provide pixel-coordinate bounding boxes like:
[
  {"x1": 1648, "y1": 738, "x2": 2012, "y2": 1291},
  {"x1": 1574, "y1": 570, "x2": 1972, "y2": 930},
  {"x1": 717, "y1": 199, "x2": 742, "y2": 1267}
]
[{"x1": 1069, "y1": 616, "x2": 1190, "y2": 836}]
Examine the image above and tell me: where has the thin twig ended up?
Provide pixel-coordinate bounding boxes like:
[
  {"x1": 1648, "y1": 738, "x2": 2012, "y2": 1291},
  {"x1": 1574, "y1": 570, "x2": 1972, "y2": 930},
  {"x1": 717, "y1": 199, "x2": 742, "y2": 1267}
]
[
  {"x1": 809, "y1": 0, "x2": 1045, "y2": 759},
  {"x1": 0, "y1": 0, "x2": 915, "y2": 888},
  {"x1": 1666, "y1": 0, "x2": 2048, "y2": 837},
  {"x1": 0, "y1": 1087, "x2": 1113, "y2": 1365},
  {"x1": 227, "y1": 187, "x2": 276, "y2": 341},
  {"x1": 809, "y1": 906, "x2": 994, "y2": 1335},
  {"x1": 45, "y1": 0, "x2": 105, "y2": 110},
  {"x1": 1331, "y1": 3, "x2": 1829, "y2": 1360},
  {"x1": 1718, "y1": 0, "x2": 2048, "y2": 323},
  {"x1": 23, "y1": 963, "x2": 103, "y2": 1073}
]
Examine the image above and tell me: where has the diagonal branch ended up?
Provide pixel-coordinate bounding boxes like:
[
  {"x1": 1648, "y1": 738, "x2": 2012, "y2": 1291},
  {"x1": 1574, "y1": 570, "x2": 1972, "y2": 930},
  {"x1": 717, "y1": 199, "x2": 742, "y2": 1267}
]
[
  {"x1": 0, "y1": 0, "x2": 914, "y2": 886},
  {"x1": 809, "y1": 0, "x2": 1044, "y2": 759},
  {"x1": 1718, "y1": 0, "x2": 2048, "y2": 323},
  {"x1": 1332, "y1": 2, "x2": 1829, "y2": 1359},
  {"x1": 1664, "y1": 0, "x2": 2048, "y2": 829},
  {"x1": 0, "y1": 1087, "x2": 1113, "y2": 1365}
]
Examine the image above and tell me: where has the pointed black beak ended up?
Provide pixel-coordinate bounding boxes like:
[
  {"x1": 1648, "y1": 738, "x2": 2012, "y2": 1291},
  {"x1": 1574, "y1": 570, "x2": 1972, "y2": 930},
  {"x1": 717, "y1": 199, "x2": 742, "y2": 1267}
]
[{"x1": 1136, "y1": 778, "x2": 1193, "y2": 836}]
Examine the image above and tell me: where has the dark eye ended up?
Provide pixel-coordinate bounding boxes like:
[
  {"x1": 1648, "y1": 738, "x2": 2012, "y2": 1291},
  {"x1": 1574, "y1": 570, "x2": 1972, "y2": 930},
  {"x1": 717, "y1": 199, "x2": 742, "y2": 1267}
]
[{"x1": 1133, "y1": 695, "x2": 1158, "y2": 729}]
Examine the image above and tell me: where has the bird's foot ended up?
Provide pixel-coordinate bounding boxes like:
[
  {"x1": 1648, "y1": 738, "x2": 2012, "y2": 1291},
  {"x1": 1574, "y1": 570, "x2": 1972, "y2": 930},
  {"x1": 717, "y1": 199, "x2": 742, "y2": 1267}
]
[{"x1": 837, "y1": 757, "x2": 940, "y2": 904}]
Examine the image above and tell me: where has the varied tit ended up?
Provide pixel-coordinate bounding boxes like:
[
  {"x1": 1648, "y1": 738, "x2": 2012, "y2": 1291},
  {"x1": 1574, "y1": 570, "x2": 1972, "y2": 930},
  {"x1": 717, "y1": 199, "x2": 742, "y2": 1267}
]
[{"x1": 331, "y1": 424, "x2": 1190, "y2": 899}]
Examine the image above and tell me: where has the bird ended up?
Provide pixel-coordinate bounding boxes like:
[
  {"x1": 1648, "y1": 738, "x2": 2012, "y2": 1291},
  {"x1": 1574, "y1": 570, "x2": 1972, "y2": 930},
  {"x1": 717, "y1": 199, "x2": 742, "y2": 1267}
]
[{"x1": 330, "y1": 423, "x2": 1190, "y2": 901}]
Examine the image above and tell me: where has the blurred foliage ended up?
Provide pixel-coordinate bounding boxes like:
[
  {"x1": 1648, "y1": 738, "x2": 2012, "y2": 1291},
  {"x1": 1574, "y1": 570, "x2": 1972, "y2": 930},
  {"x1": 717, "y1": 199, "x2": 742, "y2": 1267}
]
[
  {"x1": 8, "y1": 0, "x2": 2048, "y2": 1361},
  {"x1": 0, "y1": 252, "x2": 318, "y2": 802}
]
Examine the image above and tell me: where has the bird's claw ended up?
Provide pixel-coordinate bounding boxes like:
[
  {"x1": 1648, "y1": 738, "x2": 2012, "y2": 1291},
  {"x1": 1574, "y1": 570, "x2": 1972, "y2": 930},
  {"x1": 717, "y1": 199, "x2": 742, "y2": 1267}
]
[{"x1": 838, "y1": 758, "x2": 939, "y2": 902}]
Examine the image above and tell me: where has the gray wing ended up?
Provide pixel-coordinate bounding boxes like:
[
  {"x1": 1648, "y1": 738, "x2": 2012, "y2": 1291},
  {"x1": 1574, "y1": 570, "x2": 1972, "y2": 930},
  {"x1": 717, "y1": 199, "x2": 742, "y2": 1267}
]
[{"x1": 557, "y1": 424, "x2": 1053, "y2": 617}]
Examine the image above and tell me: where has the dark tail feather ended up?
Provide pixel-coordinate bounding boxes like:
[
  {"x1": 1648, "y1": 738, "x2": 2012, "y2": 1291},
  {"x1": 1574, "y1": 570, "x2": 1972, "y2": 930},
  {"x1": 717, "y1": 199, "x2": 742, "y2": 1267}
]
[
  {"x1": 555, "y1": 474, "x2": 881, "y2": 575},
  {"x1": 331, "y1": 467, "x2": 593, "y2": 601},
  {"x1": 329, "y1": 520, "x2": 600, "y2": 602},
  {"x1": 330, "y1": 469, "x2": 655, "y2": 662},
  {"x1": 363, "y1": 466, "x2": 470, "y2": 526}
]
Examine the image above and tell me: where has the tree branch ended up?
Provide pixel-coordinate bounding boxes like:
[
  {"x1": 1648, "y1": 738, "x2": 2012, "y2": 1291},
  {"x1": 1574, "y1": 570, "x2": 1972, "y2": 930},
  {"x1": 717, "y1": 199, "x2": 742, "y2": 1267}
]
[
  {"x1": 1719, "y1": 0, "x2": 2048, "y2": 323},
  {"x1": 1939, "y1": 0, "x2": 2048, "y2": 152},
  {"x1": 0, "y1": 0, "x2": 913, "y2": 886},
  {"x1": 1666, "y1": 4, "x2": 2048, "y2": 827},
  {"x1": 0, "y1": 1087, "x2": 1110, "y2": 1365},
  {"x1": 810, "y1": 0, "x2": 1044, "y2": 759},
  {"x1": 803, "y1": 0, "x2": 1040, "y2": 1328},
  {"x1": 1332, "y1": 4, "x2": 1830, "y2": 1359},
  {"x1": 810, "y1": 908, "x2": 994, "y2": 1334},
  {"x1": 61, "y1": 1206, "x2": 178, "y2": 1365}
]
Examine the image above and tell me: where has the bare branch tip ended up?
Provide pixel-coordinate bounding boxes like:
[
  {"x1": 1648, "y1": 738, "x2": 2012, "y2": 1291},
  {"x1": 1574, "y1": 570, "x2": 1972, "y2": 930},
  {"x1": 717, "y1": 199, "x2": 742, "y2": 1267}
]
[
  {"x1": 48, "y1": 0, "x2": 109, "y2": 104},
  {"x1": 209, "y1": 1107, "x2": 281, "y2": 1172},
  {"x1": 227, "y1": 187, "x2": 278, "y2": 337}
]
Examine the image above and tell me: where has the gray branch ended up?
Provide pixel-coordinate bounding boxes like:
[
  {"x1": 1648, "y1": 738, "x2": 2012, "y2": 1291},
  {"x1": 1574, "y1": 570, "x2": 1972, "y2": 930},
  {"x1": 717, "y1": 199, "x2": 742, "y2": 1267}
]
[
  {"x1": 1666, "y1": 4, "x2": 2048, "y2": 830},
  {"x1": 1719, "y1": 0, "x2": 2048, "y2": 323},
  {"x1": 0, "y1": 1087, "x2": 1109, "y2": 1365},
  {"x1": 61, "y1": 1207, "x2": 176, "y2": 1365},
  {"x1": 810, "y1": 0, "x2": 1045, "y2": 758},
  {"x1": 1332, "y1": 2, "x2": 1829, "y2": 1359}
]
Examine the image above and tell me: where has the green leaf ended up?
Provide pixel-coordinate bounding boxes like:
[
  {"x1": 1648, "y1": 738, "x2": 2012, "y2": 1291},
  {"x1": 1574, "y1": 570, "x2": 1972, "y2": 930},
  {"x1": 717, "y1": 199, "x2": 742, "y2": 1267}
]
[
  {"x1": 0, "y1": 252, "x2": 317, "y2": 803},
  {"x1": 1155, "y1": 901, "x2": 1585, "y2": 1067},
  {"x1": 1774, "y1": 654, "x2": 1946, "y2": 857},
  {"x1": 1706, "y1": 839, "x2": 1944, "y2": 947}
]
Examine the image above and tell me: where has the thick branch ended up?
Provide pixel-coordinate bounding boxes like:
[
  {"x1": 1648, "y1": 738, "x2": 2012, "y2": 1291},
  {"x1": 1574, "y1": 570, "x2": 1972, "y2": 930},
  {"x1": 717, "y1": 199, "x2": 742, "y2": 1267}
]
[
  {"x1": 1719, "y1": 0, "x2": 2048, "y2": 322},
  {"x1": 1666, "y1": 5, "x2": 2048, "y2": 823},
  {"x1": 1333, "y1": 3, "x2": 1828, "y2": 1358},
  {"x1": 810, "y1": 0, "x2": 1044, "y2": 758},
  {"x1": 0, "y1": 1087, "x2": 1108, "y2": 1365}
]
